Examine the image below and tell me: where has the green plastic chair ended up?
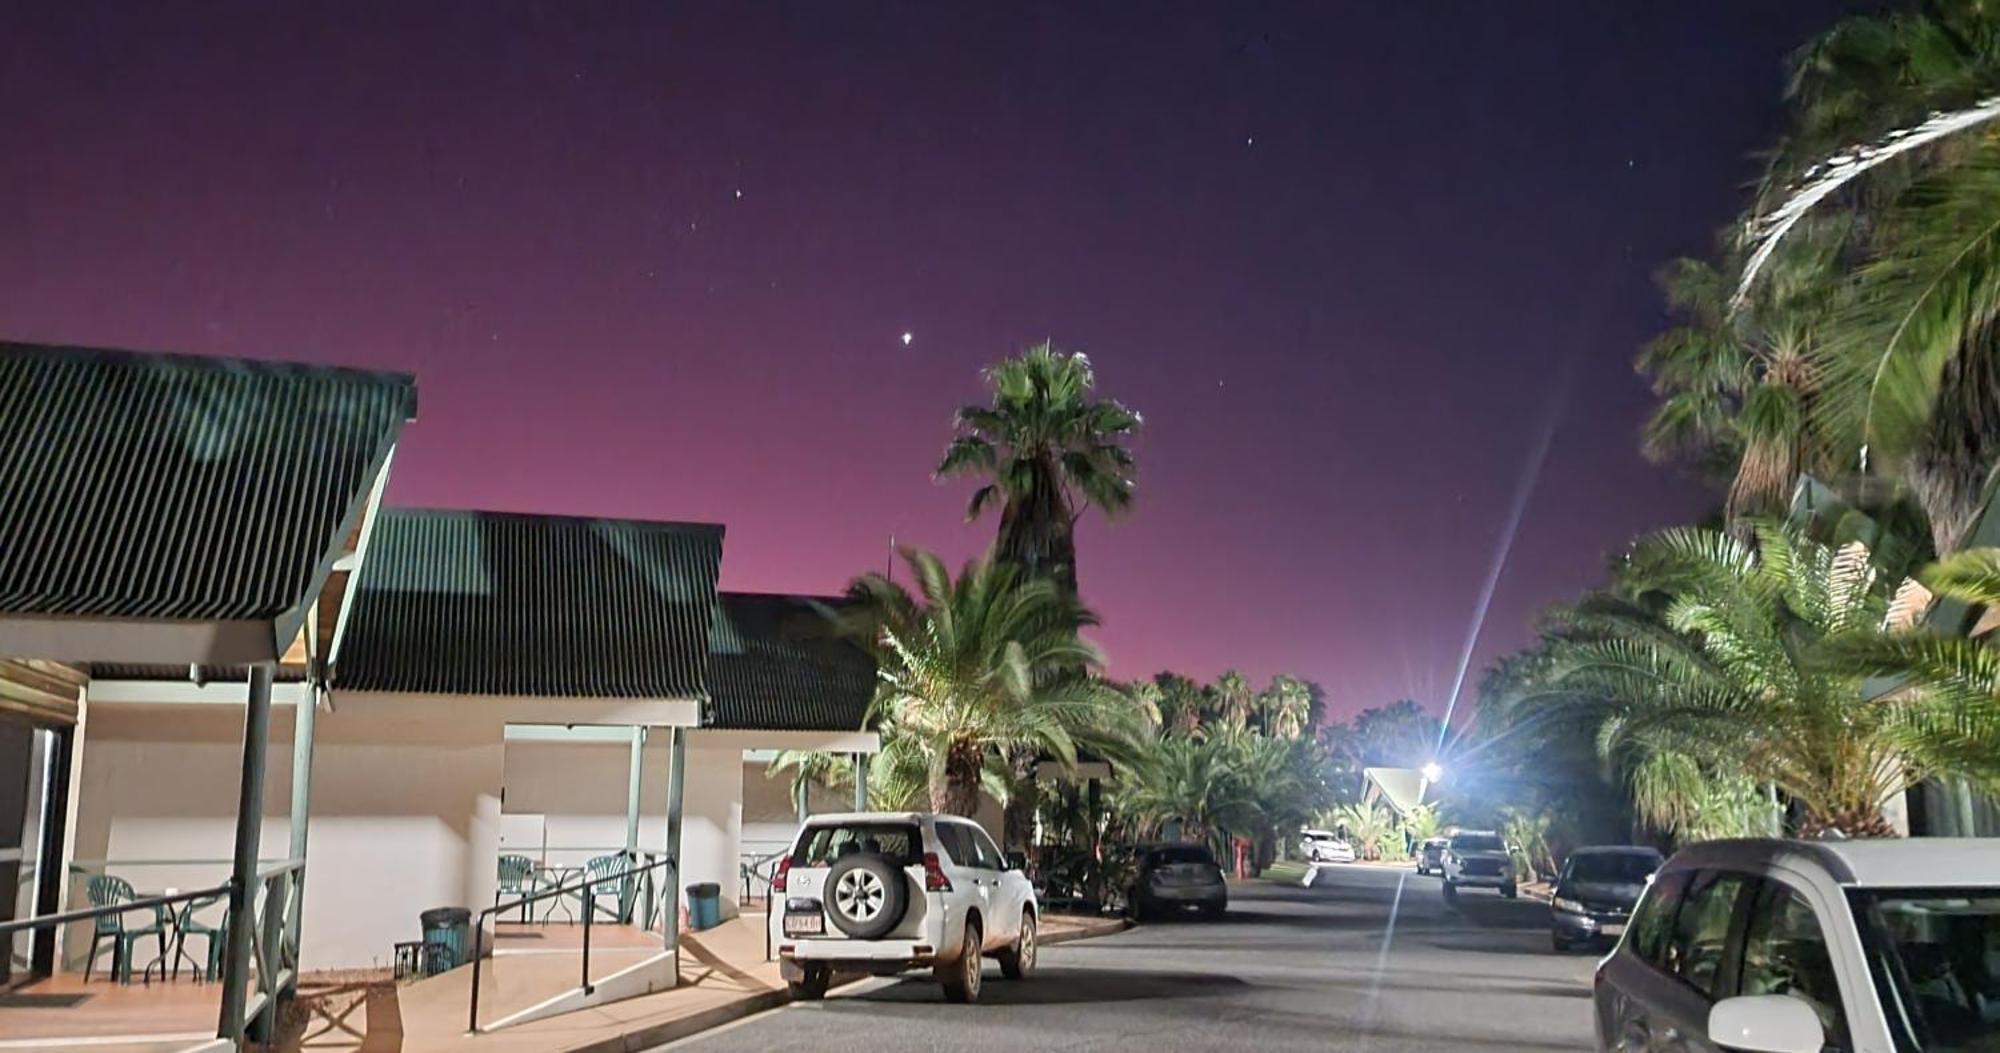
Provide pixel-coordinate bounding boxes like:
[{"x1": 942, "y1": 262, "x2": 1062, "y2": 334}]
[
  {"x1": 496, "y1": 854, "x2": 536, "y2": 922},
  {"x1": 84, "y1": 875, "x2": 167, "y2": 984},
  {"x1": 572, "y1": 855, "x2": 633, "y2": 923},
  {"x1": 173, "y1": 895, "x2": 227, "y2": 982}
]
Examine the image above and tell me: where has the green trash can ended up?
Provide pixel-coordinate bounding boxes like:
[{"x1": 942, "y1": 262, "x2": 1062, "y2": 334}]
[
  {"x1": 686, "y1": 883, "x2": 722, "y2": 931},
  {"x1": 420, "y1": 907, "x2": 471, "y2": 974}
]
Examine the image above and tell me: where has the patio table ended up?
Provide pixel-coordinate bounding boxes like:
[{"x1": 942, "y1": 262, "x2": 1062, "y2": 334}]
[{"x1": 533, "y1": 865, "x2": 582, "y2": 923}]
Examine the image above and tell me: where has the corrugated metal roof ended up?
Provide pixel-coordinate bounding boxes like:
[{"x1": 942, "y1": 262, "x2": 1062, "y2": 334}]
[
  {"x1": 0, "y1": 342, "x2": 415, "y2": 629},
  {"x1": 708, "y1": 593, "x2": 876, "y2": 731},
  {"x1": 335, "y1": 508, "x2": 722, "y2": 698}
]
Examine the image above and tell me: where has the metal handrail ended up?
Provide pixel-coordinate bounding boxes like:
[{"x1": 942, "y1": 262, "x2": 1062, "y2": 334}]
[
  {"x1": 0, "y1": 881, "x2": 232, "y2": 936},
  {"x1": 466, "y1": 850, "x2": 676, "y2": 1034},
  {"x1": 739, "y1": 848, "x2": 788, "y2": 911}
]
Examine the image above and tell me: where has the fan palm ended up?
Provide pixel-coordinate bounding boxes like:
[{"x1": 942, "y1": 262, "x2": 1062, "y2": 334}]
[
  {"x1": 935, "y1": 342, "x2": 1141, "y2": 592},
  {"x1": 846, "y1": 548, "x2": 1140, "y2": 816},
  {"x1": 1638, "y1": 251, "x2": 1842, "y2": 521},
  {"x1": 1256, "y1": 675, "x2": 1316, "y2": 740},
  {"x1": 1541, "y1": 521, "x2": 2000, "y2": 836}
]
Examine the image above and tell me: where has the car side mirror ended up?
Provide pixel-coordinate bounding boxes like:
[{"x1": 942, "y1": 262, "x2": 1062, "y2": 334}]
[{"x1": 1708, "y1": 995, "x2": 1824, "y2": 1053}]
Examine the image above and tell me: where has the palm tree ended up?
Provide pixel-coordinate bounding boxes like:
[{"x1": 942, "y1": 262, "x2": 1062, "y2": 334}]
[
  {"x1": 1538, "y1": 521, "x2": 2000, "y2": 836},
  {"x1": 766, "y1": 750, "x2": 850, "y2": 814},
  {"x1": 1212, "y1": 670, "x2": 1253, "y2": 731},
  {"x1": 1729, "y1": 2, "x2": 2000, "y2": 553},
  {"x1": 1150, "y1": 672, "x2": 1209, "y2": 736},
  {"x1": 935, "y1": 343, "x2": 1141, "y2": 592},
  {"x1": 847, "y1": 548, "x2": 1140, "y2": 816},
  {"x1": 1638, "y1": 251, "x2": 1842, "y2": 521},
  {"x1": 1118, "y1": 734, "x2": 1246, "y2": 847},
  {"x1": 1256, "y1": 676, "x2": 1316, "y2": 740}
]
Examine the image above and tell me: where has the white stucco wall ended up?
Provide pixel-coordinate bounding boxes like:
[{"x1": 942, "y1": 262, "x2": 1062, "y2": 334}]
[
  {"x1": 76, "y1": 701, "x2": 505, "y2": 972},
  {"x1": 499, "y1": 733, "x2": 670, "y2": 864},
  {"x1": 70, "y1": 692, "x2": 693, "y2": 973}
]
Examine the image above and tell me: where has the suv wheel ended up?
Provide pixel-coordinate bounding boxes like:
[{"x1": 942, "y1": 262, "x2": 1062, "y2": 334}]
[
  {"x1": 999, "y1": 912, "x2": 1036, "y2": 980},
  {"x1": 938, "y1": 918, "x2": 983, "y2": 1003},
  {"x1": 788, "y1": 963, "x2": 831, "y2": 1001}
]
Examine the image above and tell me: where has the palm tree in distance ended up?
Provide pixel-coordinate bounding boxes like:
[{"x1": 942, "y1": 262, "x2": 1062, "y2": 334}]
[
  {"x1": 844, "y1": 548, "x2": 1140, "y2": 816},
  {"x1": 936, "y1": 342, "x2": 1141, "y2": 593}
]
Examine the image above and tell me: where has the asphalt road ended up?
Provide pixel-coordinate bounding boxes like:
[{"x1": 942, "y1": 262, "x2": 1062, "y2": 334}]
[{"x1": 668, "y1": 864, "x2": 1600, "y2": 1052}]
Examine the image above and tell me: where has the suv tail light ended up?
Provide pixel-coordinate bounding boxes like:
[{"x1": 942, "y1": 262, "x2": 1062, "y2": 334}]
[
  {"x1": 922, "y1": 852, "x2": 953, "y2": 892},
  {"x1": 773, "y1": 856, "x2": 792, "y2": 893}
]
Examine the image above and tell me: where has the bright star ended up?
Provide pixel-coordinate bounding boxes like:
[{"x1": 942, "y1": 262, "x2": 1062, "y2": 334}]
[{"x1": 901, "y1": 332, "x2": 914, "y2": 346}]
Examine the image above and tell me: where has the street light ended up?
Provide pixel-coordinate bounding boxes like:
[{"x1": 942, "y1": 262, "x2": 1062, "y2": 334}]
[{"x1": 1421, "y1": 762, "x2": 1444, "y2": 784}]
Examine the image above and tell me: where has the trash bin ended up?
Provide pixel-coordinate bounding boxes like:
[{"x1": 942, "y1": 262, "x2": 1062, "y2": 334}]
[
  {"x1": 686, "y1": 883, "x2": 722, "y2": 931},
  {"x1": 419, "y1": 907, "x2": 472, "y2": 974}
]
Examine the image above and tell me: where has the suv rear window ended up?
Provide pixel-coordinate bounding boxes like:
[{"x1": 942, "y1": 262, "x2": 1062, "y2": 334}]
[
  {"x1": 1148, "y1": 846, "x2": 1216, "y2": 866},
  {"x1": 791, "y1": 822, "x2": 921, "y2": 867},
  {"x1": 1452, "y1": 833, "x2": 1503, "y2": 852}
]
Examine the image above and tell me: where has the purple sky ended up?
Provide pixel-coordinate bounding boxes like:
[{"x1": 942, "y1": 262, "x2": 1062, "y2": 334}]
[{"x1": 0, "y1": 3, "x2": 1872, "y2": 718}]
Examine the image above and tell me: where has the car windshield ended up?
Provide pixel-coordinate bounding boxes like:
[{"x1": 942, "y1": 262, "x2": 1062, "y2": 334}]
[
  {"x1": 791, "y1": 823, "x2": 922, "y2": 867},
  {"x1": 1854, "y1": 889, "x2": 2000, "y2": 1052},
  {"x1": 1149, "y1": 846, "x2": 1216, "y2": 866},
  {"x1": 1565, "y1": 853, "x2": 1659, "y2": 884},
  {"x1": 1453, "y1": 834, "x2": 1503, "y2": 852}
]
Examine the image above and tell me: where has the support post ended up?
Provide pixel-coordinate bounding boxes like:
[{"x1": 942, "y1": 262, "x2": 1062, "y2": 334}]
[
  {"x1": 625, "y1": 726, "x2": 646, "y2": 853},
  {"x1": 285, "y1": 681, "x2": 319, "y2": 963},
  {"x1": 28, "y1": 726, "x2": 72, "y2": 977},
  {"x1": 218, "y1": 663, "x2": 275, "y2": 1044},
  {"x1": 851, "y1": 753, "x2": 867, "y2": 811},
  {"x1": 664, "y1": 728, "x2": 685, "y2": 962}
]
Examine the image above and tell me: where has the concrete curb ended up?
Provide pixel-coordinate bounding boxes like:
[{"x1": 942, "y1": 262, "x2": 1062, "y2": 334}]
[{"x1": 1040, "y1": 916, "x2": 1132, "y2": 946}]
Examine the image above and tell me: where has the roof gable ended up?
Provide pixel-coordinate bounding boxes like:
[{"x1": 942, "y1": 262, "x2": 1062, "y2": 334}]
[
  {"x1": 335, "y1": 508, "x2": 722, "y2": 699},
  {"x1": 0, "y1": 342, "x2": 414, "y2": 658}
]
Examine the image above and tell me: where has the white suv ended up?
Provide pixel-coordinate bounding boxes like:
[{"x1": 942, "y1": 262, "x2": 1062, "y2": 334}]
[
  {"x1": 1594, "y1": 837, "x2": 2000, "y2": 1053},
  {"x1": 770, "y1": 812, "x2": 1038, "y2": 1003},
  {"x1": 1443, "y1": 830, "x2": 1518, "y2": 899}
]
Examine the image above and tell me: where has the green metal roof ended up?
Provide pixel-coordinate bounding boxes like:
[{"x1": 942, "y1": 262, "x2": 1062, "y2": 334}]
[
  {"x1": 335, "y1": 508, "x2": 722, "y2": 698},
  {"x1": 0, "y1": 341, "x2": 413, "y2": 631},
  {"x1": 707, "y1": 593, "x2": 876, "y2": 731}
]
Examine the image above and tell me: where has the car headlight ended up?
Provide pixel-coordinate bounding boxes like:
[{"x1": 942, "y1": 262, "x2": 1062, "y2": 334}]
[{"x1": 1552, "y1": 896, "x2": 1586, "y2": 915}]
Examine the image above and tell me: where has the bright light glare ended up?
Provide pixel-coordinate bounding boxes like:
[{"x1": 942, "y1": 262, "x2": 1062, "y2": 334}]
[{"x1": 1421, "y1": 762, "x2": 1444, "y2": 784}]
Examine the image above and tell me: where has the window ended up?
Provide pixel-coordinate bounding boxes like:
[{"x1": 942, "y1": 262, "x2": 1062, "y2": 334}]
[
  {"x1": 1452, "y1": 833, "x2": 1504, "y2": 852},
  {"x1": 968, "y1": 826, "x2": 1007, "y2": 870},
  {"x1": 790, "y1": 823, "x2": 920, "y2": 867},
  {"x1": 1564, "y1": 851, "x2": 1663, "y2": 885},
  {"x1": 1149, "y1": 845, "x2": 1218, "y2": 867},
  {"x1": 1666, "y1": 871, "x2": 1749, "y2": 998},
  {"x1": 1853, "y1": 887, "x2": 2000, "y2": 1052},
  {"x1": 933, "y1": 823, "x2": 976, "y2": 868},
  {"x1": 1739, "y1": 882, "x2": 1847, "y2": 1046},
  {"x1": 1630, "y1": 869, "x2": 1688, "y2": 967}
]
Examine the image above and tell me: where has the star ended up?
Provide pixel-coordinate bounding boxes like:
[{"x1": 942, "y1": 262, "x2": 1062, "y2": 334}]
[
  {"x1": 901, "y1": 332, "x2": 914, "y2": 346},
  {"x1": 733, "y1": 189, "x2": 743, "y2": 199}
]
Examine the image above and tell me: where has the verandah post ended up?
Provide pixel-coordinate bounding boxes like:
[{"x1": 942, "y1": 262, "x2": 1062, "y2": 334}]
[{"x1": 218, "y1": 663, "x2": 275, "y2": 1045}]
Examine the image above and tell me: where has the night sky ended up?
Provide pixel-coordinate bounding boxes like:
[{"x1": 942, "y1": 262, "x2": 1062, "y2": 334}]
[{"x1": 0, "y1": 2, "x2": 1877, "y2": 718}]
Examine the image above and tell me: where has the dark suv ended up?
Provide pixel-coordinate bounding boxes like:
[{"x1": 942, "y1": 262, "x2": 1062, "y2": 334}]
[
  {"x1": 1548, "y1": 846, "x2": 1661, "y2": 951},
  {"x1": 1128, "y1": 843, "x2": 1228, "y2": 920}
]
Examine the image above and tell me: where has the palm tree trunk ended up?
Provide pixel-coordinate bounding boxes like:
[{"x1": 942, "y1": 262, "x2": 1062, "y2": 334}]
[
  {"x1": 933, "y1": 739, "x2": 986, "y2": 817},
  {"x1": 1002, "y1": 750, "x2": 1039, "y2": 852},
  {"x1": 995, "y1": 457, "x2": 1079, "y2": 592},
  {"x1": 1910, "y1": 321, "x2": 2000, "y2": 555}
]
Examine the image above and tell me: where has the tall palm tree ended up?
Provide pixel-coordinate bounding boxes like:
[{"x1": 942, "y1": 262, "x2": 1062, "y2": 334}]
[
  {"x1": 1212, "y1": 670, "x2": 1253, "y2": 731},
  {"x1": 846, "y1": 548, "x2": 1140, "y2": 816},
  {"x1": 1638, "y1": 251, "x2": 1842, "y2": 522},
  {"x1": 1539, "y1": 521, "x2": 2000, "y2": 836},
  {"x1": 1730, "y1": 1, "x2": 2000, "y2": 553},
  {"x1": 935, "y1": 342, "x2": 1141, "y2": 592},
  {"x1": 1256, "y1": 676, "x2": 1316, "y2": 740}
]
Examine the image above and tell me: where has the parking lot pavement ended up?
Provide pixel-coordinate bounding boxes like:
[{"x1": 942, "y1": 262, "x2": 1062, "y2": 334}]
[{"x1": 662, "y1": 863, "x2": 1599, "y2": 1052}]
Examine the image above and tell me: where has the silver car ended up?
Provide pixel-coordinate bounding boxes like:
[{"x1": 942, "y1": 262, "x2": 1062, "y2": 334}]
[{"x1": 1593, "y1": 837, "x2": 2000, "y2": 1052}]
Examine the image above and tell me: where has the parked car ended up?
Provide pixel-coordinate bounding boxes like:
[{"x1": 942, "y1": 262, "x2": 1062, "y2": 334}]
[
  {"x1": 1128, "y1": 843, "x2": 1229, "y2": 920},
  {"x1": 1549, "y1": 846, "x2": 1663, "y2": 951},
  {"x1": 1594, "y1": 837, "x2": 2000, "y2": 1053},
  {"x1": 1300, "y1": 829, "x2": 1356, "y2": 864},
  {"x1": 770, "y1": 811, "x2": 1038, "y2": 1003},
  {"x1": 1416, "y1": 837, "x2": 1450, "y2": 876},
  {"x1": 1442, "y1": 830, "x2": 1517, "y2": 898}
]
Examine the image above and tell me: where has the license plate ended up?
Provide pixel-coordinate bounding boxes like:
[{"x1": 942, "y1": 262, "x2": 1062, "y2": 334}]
[
  {"x1": 1599, "y1": 923, "x2": 1625, "y2": 937},
  {"x1": 783, "y1": 912, "x2": 824, "y2": 936}
]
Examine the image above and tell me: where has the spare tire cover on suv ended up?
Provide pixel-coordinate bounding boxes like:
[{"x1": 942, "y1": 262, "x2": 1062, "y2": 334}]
[{"x1": 824, "y1": 852, "x2": 909, "y2": 939}]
